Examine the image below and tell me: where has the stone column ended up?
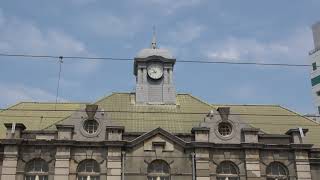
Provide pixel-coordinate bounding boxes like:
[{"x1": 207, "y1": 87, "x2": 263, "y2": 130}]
[
  {"x1": 142, "y1": 68, "x2": 147, "y2": 83},
  {"x1": 245, "y1": 149, "x2": 261, "y2": 180},
  {"x1": 168, "y1": 69, "x2": 173, "y2": 84},
  {"x1": 195, "y1": 148, "x2": 210, "y2": 180},
  {"x1": 107, "y1": 147, "x2": 122, "y2": 180},
  {"x1": 54, "y1": 146, "x2": 70, "y2": 180},
  {"x1": 286, "y1": 128, "x2": 312, "y2": 180},
  {"x1": 164, "y1": 68, "x2": 169, "y2": 84},
  {"x1": 1, "y1": 145, "x2": 18, "y2": 180},
  {"x1": 138, "y1": 68, "x2": 142, "y2": 84},
  {"x1": 295, "y1": 150, "x2": 312, "y2": 180}
]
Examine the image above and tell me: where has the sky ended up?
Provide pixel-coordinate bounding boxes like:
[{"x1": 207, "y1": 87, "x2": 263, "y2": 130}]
[{"x1": 0, "y1": 0, "x2": 319, "y2": 114}]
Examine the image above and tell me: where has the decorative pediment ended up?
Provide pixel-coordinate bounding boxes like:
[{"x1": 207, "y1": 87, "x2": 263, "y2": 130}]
[
  {"x1": 56, "y1": 104, "x2": 117, "y2": 142},
  {"x1": 199, "y1": 107, "x2": 255, "y2": 144},
  {"x1": 128, "y1": 127, "x2": 187, "y2": 149}
]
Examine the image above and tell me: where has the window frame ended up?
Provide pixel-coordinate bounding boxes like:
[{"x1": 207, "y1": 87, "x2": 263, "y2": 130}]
[
  {"x1": 216, "y1": 161, "x2": 240, "y2": 180},
  {"x1": 25, "y1": 159, "x2": 49, "y2": 180},
  {"x1": 266, "y1": 161, "x2": 289, "y2": 180},
  {"x1": 77, "y1": 159, "x2": 101, "y2": 180},
  {"x1": 147, "y1": 160, "x2": 170, "y2": 180},
  {"x1": 313, "y1": 62, "x2": 317, "y2": 71}
]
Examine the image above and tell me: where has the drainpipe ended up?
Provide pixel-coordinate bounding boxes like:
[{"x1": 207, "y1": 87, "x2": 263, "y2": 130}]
[
  {"x1": 191, "y1": 152, "x2": 196, "y2": 180},
  {"x1": 121, "y1": 151, "x2": 125, "y2": 180}
]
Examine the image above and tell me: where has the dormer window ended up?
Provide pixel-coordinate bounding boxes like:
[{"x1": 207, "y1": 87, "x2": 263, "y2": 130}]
[{"x1": 84, "y1": 120, "x2": 99, "y2": 134}]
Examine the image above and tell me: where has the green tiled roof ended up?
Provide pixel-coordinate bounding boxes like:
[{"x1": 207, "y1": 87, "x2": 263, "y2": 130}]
[
  {"x1": 95, "y1": 93, "x2": 212, "y2": 133},
  {"x1": 1, "y1": 93, "x2": 320, "y2": 147},
  {"x1": 211, "y1": 104, "x2": 320, "y2": 147},
  {"x1": 0, "y1": 102, "x2": 86, "y2": 135}
]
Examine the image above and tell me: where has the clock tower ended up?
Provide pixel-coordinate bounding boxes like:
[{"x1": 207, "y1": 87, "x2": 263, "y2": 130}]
[{"x1": 134, "y1": 35, "x2": 176, "y2": 104}]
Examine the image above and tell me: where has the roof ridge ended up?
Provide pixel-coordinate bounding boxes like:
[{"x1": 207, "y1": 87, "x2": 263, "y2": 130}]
[
  {"x1": 212, "y1": 104, "x2": 281, "y2": 107},
  {"x1": 16, "y1": 101, "x2": 88, "y2": 104},
  {"x1": 0, "y1": 102, "x2": 24, "y2": 112},
  {"x1": 184, "y1": 94, "x2": 213, "y2": 107},
  {"x1": 94, "y1": 93, "x2": 117, "y2": 104},
  {"x1": 278, "y1": 105, "x2": 320, "y2": 125}
]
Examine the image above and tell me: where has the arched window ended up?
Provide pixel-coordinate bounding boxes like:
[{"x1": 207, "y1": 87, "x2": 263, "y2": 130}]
[
  {"x1": 216, "y1": 161, "x2": 239, "y2": 180},
  {"x1": 77, "y1": 160, "x2": 100, "y2": 180},
  {"x1": 266, "y1": 162, "x2": 288, "y2": 180},
  {"x1": 147, "y1": 160, "x2": 170, "y2": 180},
  {"x1": 25, "y1": 159, "x2": 49, "y2": 180}
]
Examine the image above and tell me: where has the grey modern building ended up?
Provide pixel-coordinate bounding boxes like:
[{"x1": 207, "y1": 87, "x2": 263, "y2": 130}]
[
  {"x1": 309, "y1": 21, "x2": 320, "y2": 119},
  {"x1": 0, "y1": 37, "x2": 319, "y2": 180}
]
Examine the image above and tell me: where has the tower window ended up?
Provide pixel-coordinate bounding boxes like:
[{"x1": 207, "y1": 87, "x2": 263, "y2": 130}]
[{"x1": 313, "y1": 62, "x2": 317, "y2": 70}]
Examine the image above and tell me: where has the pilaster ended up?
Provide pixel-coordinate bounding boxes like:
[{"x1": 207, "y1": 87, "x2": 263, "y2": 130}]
[
  {"x1": 245, "y1": 149, "x2": 261, "y2": 180},
  {"x1": 54, "y1": 146, "x2": 70, "y2": 180},
  {"x1": 295, "y1": 150, "x2": 312, "y2": 180},
  {"x1": 107, "y1": 147, "x2": 122, "y2": 180},
  {"x1": 195, "y1": 148, "x2": 210, "y2": 180},
  {"x1": 1, "y1": 145, "x2": 18, "y2": 180}
]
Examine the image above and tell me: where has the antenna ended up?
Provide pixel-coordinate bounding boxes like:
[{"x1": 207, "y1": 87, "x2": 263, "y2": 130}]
[{"x1": 151, "y1": 26, "x2": 157, "y2": 49}]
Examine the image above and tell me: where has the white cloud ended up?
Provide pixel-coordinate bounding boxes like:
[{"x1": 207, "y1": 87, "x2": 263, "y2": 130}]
[
  {"x1": 168, "y1": 21, "x2": 206, "y2": 44},
  {"x1": 0, "y1": 9, "x2": 98, "y2": 74},
  {"x1": 0, "y1": 17, "x2": 87, "y2": 55},
  {"x1": 205, "y1": 28, "x2": 313, "y2": 63},
  {"x1": 0, "y1": 82, "x2": 67, "y2": 107},
  {"x1": 81, "y1": 13, "x2": 143, "y2": 38}
]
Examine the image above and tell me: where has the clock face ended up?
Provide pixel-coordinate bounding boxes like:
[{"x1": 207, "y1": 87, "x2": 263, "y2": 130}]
[{"x1": 147, "y1": 63, "x2": 163, "y2": 80}]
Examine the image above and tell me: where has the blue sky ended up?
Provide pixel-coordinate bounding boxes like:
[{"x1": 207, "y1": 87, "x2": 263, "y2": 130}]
[{"x1": 0, "y1": 0, "x2": 319, "y2": 114}]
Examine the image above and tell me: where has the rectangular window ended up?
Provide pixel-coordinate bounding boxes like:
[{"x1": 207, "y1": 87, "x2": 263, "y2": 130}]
[
  {"x1": 311, "y1": 75, "x2": 320, "y2": 86},
  {"x1": 318, "y1": 106, "x2": 320, "y2": 114},
  {"x1": 313, "y1": 62, "x2": 317, "y2": 70}
]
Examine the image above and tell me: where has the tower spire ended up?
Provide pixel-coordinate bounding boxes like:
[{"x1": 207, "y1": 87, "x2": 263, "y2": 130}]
[{"x1": 151, "y1": 26, "x2": 157, "y2": 49}]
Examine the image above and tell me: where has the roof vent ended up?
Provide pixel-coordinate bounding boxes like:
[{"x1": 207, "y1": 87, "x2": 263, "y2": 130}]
[
  {"x1": 85, "y1": 104, "x2": 98, "y2": 120},
  {"x1": 217, "y1": 107, "x2": 230, "y2": 121}
]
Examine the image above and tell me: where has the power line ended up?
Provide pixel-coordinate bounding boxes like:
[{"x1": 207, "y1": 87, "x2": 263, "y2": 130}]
[{"x1": 0, "y1": 52, "x2": 315, "y2": 68}]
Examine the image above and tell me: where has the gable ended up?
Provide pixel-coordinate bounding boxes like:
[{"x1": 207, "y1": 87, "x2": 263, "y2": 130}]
[
  {"x1": 212, "y1": 104, "x2": 320, "y2": 147},
  {"x1": 128, "y1": 128, "x2": 187, "y2": 148}
]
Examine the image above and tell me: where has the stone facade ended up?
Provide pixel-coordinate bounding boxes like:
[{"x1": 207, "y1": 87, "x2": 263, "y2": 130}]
[{"x1": 0, "y1": 106, "x2": 319, "y2": 180}]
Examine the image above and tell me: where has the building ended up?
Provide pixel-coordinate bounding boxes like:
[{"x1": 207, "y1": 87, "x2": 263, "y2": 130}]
[
  {"x1": 309, "y1": 21, "x2": 320, "y2": 117},
  {"x1": 0, "y1": 37, "x2": 320, "y2": 180}
]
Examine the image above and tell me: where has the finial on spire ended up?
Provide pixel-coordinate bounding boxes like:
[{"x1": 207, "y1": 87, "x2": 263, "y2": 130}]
[{"x1": 151, "y1": 26, "x2": 157, "y2": 49}]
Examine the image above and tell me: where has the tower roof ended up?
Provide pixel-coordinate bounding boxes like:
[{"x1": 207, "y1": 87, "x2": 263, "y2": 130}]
[
  {"x1": 136, "y1": 48, "x2": 174, "y2": 59},
  {"x1": 136, "y1": 30, "x2": 174, "y2": 59}
]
